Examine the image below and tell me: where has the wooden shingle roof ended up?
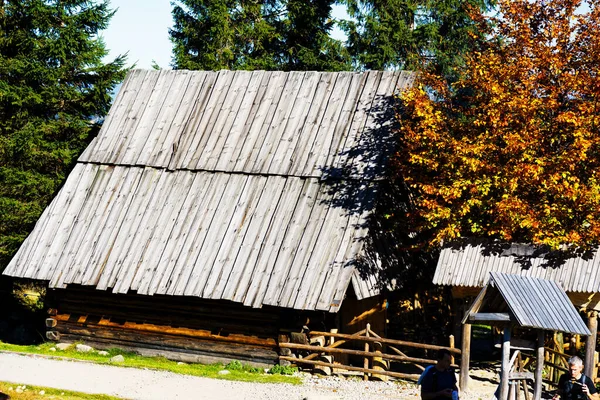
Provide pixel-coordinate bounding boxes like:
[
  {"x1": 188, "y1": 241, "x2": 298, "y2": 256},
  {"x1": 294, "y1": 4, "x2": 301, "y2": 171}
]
[
  {"x1": 4, "y1": 69, "x2": 414, "y2": 312},
  {"x1": 464, "y1": 272, "x2": 589, "y2": 335},
  {"x1": 434, "y1": 243, "x2": 600, "y2": 293}
]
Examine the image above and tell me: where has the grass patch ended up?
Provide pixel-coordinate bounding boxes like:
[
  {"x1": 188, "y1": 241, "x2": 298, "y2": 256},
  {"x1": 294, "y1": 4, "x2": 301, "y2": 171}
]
[
  {"x1": 0, "y1": 342, "x2": 301, "y2": 385},
  {"x1": 0, "y1": 381, "x2": 121, "y2": 400}
]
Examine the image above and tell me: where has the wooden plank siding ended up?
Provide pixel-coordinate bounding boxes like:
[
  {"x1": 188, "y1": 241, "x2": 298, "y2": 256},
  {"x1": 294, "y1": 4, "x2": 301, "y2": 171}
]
[{"x1": 4, "y1": 70, "x2": 415, "y2": 313}]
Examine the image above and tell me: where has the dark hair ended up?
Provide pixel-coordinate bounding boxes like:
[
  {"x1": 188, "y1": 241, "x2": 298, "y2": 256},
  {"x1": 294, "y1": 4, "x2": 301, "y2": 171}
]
[
  {"x1": 0, "y1": 392, "x2": 11, "y2": 400},
  {"x1": 437, "y1": 349, "x2": 452, "y2": 360}
]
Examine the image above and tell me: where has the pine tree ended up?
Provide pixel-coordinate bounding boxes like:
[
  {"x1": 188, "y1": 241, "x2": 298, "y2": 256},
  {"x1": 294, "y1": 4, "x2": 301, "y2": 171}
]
[
  {"x1": 0, "y1": 0, "x2": 126, "y2": 268},
  {"x1": 170, "y1": 0, "x2": 350, "y2": 71},
  {"x1": 341, "y1": 0, "x2": 495, "y2": 74}
]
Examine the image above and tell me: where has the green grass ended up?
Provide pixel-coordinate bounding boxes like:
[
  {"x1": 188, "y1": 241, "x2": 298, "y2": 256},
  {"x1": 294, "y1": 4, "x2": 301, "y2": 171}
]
[
  {"x1": 0, "y1": 342, "x2": 301, "y2": 385},
  {"x1": 0, "y1": 381, "x2": 121, "y2": 400}
]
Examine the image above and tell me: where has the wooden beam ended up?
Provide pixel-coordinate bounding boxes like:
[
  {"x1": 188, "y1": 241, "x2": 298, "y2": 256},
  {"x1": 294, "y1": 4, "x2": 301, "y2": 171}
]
[
  {"x1": 534, "y1": 331, "x2": 545, "y2": 400},
  {"x1": 303, "y1": 329, "x2": 366, "y2": 361},
  {"x1": 309, "y1": 331, "x2": 461, "y2": 354},
  {"x1": 461, "y1": 284, "x2": 488, "y2": 324},
  {"x1": 279, "y1": 342, "x2": 457, "y2": 367},
  {"x1": 500, "y1": 326, "x2": 511, "y2": 400},
  {"x1": 279, "y1": 356, "x2": 421, "y2": 381},
  {"x1": 460, "y1": 322, "x2": 471, "y2": 392},
  {"x1": 468, "y1": 313, "x2": 511, "y2": 323},
  {"x1": 586, "y1": 311, "x2": 598, "y2": 379}
]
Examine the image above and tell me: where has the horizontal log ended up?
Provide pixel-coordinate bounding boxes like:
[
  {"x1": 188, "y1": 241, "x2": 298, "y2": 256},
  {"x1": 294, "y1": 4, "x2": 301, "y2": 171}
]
[
  {"x1": 280, "y1": 342, "x2": 458, "y2": 367},
  {"x1": 45, "y1": 318, "x2": 57, "y2": 328},
  {"x1": 279, "y1": 356, "x2": 421, "y2": 381},
  {"x1": 468, "y1": 313, "x2": 511, "y2": 323},
  {"x1": 544, "y1": 347, "x2": 571, "y2": 359},
  {"x1": 509, "y1": 371, "x2": 534, "y2": 380},
  {"x1": 303, "y1": 329, "x2": 366, "y2": 362},
  {"x1": 54, "y1": 314, "x2": 276, "y2": 347},
  {"x1": 57, "y1": 333, "x2": 276, "y2": 367},
  {"x1": 544, "y1": 361, "x2": 568, "y2": 373},
  {"x1": 308, "y1": 331, "x2": 461, "y2": 354},
  {"x1": 47, "y1": 308, "x2": 58, "y2": 316},
  {"x1": 55, "y1": 322, "x2": 277, "y2": 360},
  {"x1": 46, "y1": 331, "x2": 60, "y2": 341}
]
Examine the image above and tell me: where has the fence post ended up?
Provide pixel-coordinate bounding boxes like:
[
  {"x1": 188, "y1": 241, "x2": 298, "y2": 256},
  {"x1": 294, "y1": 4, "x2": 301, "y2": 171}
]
[
  {"x1": 364, "y1": 323, "x2": 370, "y2": 381},
  {"x1": 585, "y1": 311, "x2": 598, "y2": 379},
  {"x1": 449, "y1": 335, "x2": 455, "y2": 365},
  {"x1": 460, "y1": 323, "x2": 471, "y2": 392}
]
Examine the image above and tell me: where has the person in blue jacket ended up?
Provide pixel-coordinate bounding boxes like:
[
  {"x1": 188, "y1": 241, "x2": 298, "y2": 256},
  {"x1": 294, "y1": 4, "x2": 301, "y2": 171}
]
[{"x1": 420, "y1": 349, "x2": 459, "y2": 400}]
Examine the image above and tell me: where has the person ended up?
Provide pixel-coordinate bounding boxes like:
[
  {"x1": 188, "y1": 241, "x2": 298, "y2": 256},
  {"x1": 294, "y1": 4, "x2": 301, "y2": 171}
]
[
  {"x1": 553, "y1": 356, "x2": 599, "y2": 400},
  {"x1": 421, "y1": 349, "x2": 459, "y2": 400}
]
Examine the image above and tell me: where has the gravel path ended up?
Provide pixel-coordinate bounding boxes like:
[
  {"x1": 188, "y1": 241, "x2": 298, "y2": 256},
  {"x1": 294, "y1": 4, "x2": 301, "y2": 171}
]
[{"x1": 0, "y1": 352, "x2": 497, "y2": 400}]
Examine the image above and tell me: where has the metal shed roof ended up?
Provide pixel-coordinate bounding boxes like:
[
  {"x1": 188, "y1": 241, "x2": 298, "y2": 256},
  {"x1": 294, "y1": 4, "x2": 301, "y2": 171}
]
[
  {"x1": 434, "y1": 243, "x2": 600, "y2": 293},
  {"x1": 3, "y1": 69, "x2": 414, "y2": 312},
  {"x1": 466, "y1": 272, "x2": 590, "y2": 335}
]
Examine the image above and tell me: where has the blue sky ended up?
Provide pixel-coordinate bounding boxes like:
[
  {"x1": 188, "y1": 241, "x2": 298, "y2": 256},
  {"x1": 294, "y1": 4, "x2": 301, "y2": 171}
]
[{"x1": 102, "y1": 0, "x2": 347, "y2": 70}]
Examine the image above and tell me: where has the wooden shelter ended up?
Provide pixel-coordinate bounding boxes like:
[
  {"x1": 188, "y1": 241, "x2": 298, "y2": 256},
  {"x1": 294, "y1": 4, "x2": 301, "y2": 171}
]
[
  {"x1": 464, "y1": 272, "x2": 589, "y2": 400},
  {"x1": 3, "y1": 69, "x2": 414, "y2": 365},
  {"x1": 434, "y1": 242, "x2": 600, "y2": 380}
]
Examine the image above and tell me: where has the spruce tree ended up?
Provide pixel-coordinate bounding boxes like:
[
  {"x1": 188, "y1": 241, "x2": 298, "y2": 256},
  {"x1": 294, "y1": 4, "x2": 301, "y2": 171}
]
[
  {"x1": 170, "y1": 0, "x2": 350, "y2": 71},
  {"x1": 0, "y1": 0, "x2": 126, "y2": 269},
  {"x1": 341, "y1": 0, "x2": 496, "y2": 74}
]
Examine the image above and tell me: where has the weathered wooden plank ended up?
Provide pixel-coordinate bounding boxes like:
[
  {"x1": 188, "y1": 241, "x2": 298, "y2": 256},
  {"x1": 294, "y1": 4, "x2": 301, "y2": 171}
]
[
  {"x1": 330, "y1": 71, "x2": 381, "y2": 177},
  {"x1": 152, "y1": 171, "x2": 215, "y2": 295},
  {"x1": 303, "y1": 72, "x2": 351, "y2": 177},
  {"x1": 260, "y1": 178, "x2": 322, "y2": 307},
  {"x1": 185, "y1": 174, "x2": 250, "y2": 296},
  {"x1": 136, "y1": 171, "x2": 196, "y2": 295},
  {"x1": 119, "y1": 70, "x2": 177, "y2": 166},
  {"x1": 96, "y1": 167, "x2": 163, "y2": 290},
  {"x1": 350, "y1": 71, "x2": 397, "y2": 180},
  {"x1": 80, "y1": 70, "x2": 145, "y2": 162},
  {"x1": 267, "y1": 71, "x2": 321, "y2": 175},
  {"x1": 238, "y1": 71, "x2": 289, "y2": 171},
  {"x1": 81, "y1": 167, "x2": 145, "y2": 286},
  {"x1": 104, "y1": 70, "x2": 160, "y2": 164},
  {"x1": 214, "y1": 70, "x2": 264, "y2": 172},
  {"x1": 113, "y1": 170, "x2": 176, "y2": 293},
  {"x1": 135, "y1": 71, "x2": 194, "y2": 166},
  {"x1": 186, "y1": 70, "x2": 236, "y2": 169},
  {"x1": 288, "y1": 73, "x2": 337, "y2": 177},
  {"x1": 203, "y1": 70, "x2": 255, "y2": 171},
  {"x1": 242, "y1": 177, "x2": 304, "y2": 307},
  {"x1": 320, "y1": 73, "x2": 367, "y2": 179},
  {"x1": 222, "y1": 176, "x2": 287, "y2": 302},
  {"x1": 20, "y1": 163, "x2": 90, "y2": 280},
  {"x1": 40, "y1": 163, "x2": 98, "y2": 287},
  {"x1": 223, "y1": 71, "x2": 272, "y2": 172},
  {"x1": 251, "y1": 71, "x2": 305, "y2": 174},
  {"x1": 205, "y1": 175, "x2": 268, "y2": 299},
  {"x1": 169, "y1": 72, "x2": 217, "y2": 169},
  {"x1": 168, "y1": 173, "x2": 231, "y2": 296},
  {"x1": 57, "y1": 165, "x2": 121, "y2": 286},
  {"x1": 196, "y1": 71, "x2": 252, "y2": 170}
]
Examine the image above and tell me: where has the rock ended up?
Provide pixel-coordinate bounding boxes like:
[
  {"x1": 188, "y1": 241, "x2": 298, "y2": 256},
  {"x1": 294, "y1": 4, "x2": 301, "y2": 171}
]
[
  {"x1": 177, "y1": 362, "x2": 186, "y2": 365},
  {"x1": 75, "y1": 344, "x2": 94, "y2": 353},
  {"x1": 49, "y1": 347, "x2": 56, "y2": 352},
  {"x1": 39, "y1": 390, "x2": 45, "y2": 395},
  {"x1": 56, "y1": 343, "x2": 71, "y2": 351},
  {"x1": 111, "y1": 355, "x2": 125, "y2": 363},
  {"x1": 97, "y1": 351, "x2": 109, "y2": 356},
  {"x1": 16, "y1": 388, "x2": 23, "y2": 393},
  {"x1": 218, "y1": 370, "x2": 231, "y2": 375}
]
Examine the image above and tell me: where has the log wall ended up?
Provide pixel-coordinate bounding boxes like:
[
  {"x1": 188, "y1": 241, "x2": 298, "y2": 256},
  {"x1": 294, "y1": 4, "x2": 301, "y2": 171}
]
[{"x1": 45, "y1": 286, "x2": 332, "y2": 367}]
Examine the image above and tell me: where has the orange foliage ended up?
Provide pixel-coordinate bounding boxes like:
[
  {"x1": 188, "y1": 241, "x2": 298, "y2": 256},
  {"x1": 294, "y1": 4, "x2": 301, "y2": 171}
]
[{"x1": 397, "y1": 0, "x2": 600, "y2": 250}]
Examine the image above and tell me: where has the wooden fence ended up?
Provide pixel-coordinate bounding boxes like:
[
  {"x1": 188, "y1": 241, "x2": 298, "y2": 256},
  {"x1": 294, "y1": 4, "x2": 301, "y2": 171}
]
[{"x1": 279, "y1": 323, "x2": 461, "y2": 382}]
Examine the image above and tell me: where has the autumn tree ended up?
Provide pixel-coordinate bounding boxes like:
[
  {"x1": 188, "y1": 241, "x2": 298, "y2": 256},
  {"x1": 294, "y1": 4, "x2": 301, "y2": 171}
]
[
  {"x1": 397, "y1": 0, "x2": 600, "y2": 251},
  {"x1": 0, "y1": 0, "x2": 126, "y2": 268}
]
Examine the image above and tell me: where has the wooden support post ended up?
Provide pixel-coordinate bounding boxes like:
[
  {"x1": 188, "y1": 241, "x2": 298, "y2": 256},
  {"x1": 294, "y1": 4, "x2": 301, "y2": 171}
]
[
  {"x1": 500, "y1": 326, "x2": 511, "y2": 400},
  {"x1": 449, "y1": 335, "x2": 455, "y2": 365},
  {"x1": 460, "y1": 322, "x2": 471, "y2": 392},
  {"x1": 586, "y1": 311, "x2": 598, "y2": 379},
  {"x1": 534, "y1": 330, "x2": 545, "y2": 400},
  {"x1": 364, "y1": 323, "x2": 370, "y2": 381},
  {"x1": 594, "y1": 351, "x2": 599, "y2": 382}
]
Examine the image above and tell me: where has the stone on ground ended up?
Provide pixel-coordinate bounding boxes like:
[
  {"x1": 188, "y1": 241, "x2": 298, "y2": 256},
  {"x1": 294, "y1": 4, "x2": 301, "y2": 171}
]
[
  {"x1": 75, "y1": 344, "x2": 94, "y2": 353},
  {"x1": 56, "y1": 343, "x2": 71, "y2": 351},
  {"x1": 110, "y1": 355, "x2": 125, "y2": 363}
]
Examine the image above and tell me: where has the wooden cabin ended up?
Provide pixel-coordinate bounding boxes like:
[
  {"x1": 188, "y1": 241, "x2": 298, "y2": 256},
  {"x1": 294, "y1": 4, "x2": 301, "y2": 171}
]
[
  {"x1": 435, "y1": 242, "x2": 600, "y2": 378},
  {"x1": 3, "y1": 69, "x2": 414, "y2": 366}
]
